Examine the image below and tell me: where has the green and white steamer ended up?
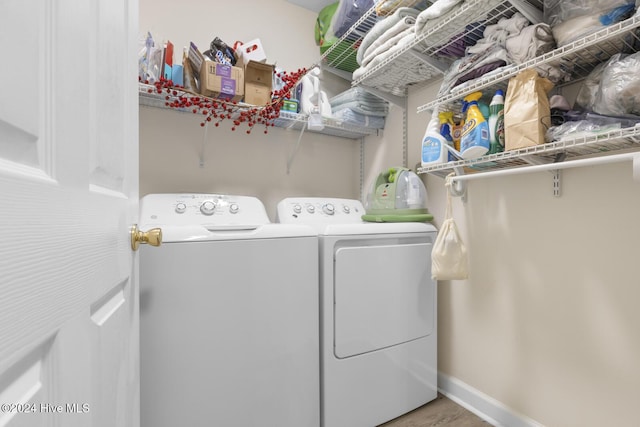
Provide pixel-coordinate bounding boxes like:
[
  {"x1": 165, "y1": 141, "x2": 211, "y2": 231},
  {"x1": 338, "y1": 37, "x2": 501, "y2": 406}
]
[{"x1": 362, "y1": 167, "x2": 433, "y2": 223}]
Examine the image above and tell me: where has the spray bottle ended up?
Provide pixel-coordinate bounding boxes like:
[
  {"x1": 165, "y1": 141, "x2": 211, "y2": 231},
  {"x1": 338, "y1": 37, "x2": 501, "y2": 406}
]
[
  {"x1": 460, "y1": 91, "x2": 490, "y2": 159},
  {"x1": 421, "y1": 108, "x2": 449, "y2": 166},
  {"x1": 487, "y1": 89, "x2": 505, "y2": 154},
  {"x1": 438, "y1": 111, "x2": 456, "y2": 162}
]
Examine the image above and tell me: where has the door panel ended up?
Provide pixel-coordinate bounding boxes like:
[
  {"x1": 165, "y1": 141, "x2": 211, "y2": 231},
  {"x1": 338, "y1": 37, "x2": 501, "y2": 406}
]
[
  {"x1": 0, "y1": 0, "x2": 139, "y2": 426},
  {"x1": 0, "y1": 0, "x2": 42, "y2": 169},
  {"x1": 334, "y1": 241, "x2": 435, "y2": 358}
]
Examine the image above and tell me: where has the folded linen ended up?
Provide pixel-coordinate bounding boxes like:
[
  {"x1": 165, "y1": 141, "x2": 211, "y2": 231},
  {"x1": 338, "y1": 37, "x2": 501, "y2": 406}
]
[
  {"x1": 353, "y1": 31, "x2": 417, "y2": 82},
  {"x1": 505, "y1": 23, "x2": 555, "y2": 64},
  {"x1": 330, "y1": 100, "x2": 389, "y2": 116},
  {"x1": 437, "y1": 46, "x2": 508, "y2": 97},
  {"x1": 333, "y1": 108, "x2": 386, "y2": 128},
  {"x1": 357, "y1": 7, "x2": 420, "y2": 64},
  {"x1": 329, "y1": 87, "x2": 388, "y2": 106},
  {"x1": 414, "y1": 0, "x2": 463, "y2": 31},
  {"x1": 361, "y1": 25, "x2": 415, "y2": 68}
]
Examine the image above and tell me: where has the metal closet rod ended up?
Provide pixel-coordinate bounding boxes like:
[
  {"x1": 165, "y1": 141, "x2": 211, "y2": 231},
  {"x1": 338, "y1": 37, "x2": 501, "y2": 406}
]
[
  {"x1": 447, "y1": 152, "x2": 640, "y2": 197},
  {"x1": 450, "y1": 152, "x2": 640, "y2": 182}
]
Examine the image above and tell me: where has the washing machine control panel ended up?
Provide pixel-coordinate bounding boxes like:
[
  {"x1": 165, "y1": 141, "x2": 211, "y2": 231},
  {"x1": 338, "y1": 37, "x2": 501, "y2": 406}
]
[
  {"x1": 140, "y1": 193, "x2": 270, "y2": 227},
  {"x1": 277, "y1": 197, "x2": 365, "y2": 224}
]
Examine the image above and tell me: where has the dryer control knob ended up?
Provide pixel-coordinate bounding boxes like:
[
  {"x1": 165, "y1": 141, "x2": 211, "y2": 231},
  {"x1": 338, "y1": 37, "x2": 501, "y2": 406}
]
[
  {"x1": 342, "y1": 205, "x2": 351, "y2": 214},
  {"x1": 293, "y1": 204, "x2": 302, "y2": 214},
  {"x1": 229, "y1": 203, "x2": 239, "y2": 214},
  {"x1": 175, "y1": 202, "x2": 187, "y2": 214},
  {"x1": 200, "y1": 200, "x2": 216, "y2": 215},
  {"x1": 322, "y1": 203, "x2": 335, "y2": 215},
  {"x1": 306, "y1": 204, "x2": 315, "y2": 214}
]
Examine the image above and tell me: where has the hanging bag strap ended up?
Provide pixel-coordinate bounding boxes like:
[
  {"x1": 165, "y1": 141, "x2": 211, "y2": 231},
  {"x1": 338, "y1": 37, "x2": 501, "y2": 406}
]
[{"x1": 444, "y1": 172, "x2": 455, "y2": 220}]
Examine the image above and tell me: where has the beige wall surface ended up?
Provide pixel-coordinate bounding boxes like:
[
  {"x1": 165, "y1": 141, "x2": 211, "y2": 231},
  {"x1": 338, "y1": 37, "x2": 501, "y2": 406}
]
[
  {"x1": 410, "y1": 80, "x2": 640, "y2": 427},
  {"x1": 139, "y1": 0, "x2": 359, "y2": 218},
  {"x1": 141, "y1": 1, "x2": 640, "y2": 426}
]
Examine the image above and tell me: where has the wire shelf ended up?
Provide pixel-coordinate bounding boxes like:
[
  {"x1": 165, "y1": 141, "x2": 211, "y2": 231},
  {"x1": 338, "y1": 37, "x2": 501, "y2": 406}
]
[
  {"x1": 316, "y1": 5, "x2": 381, "y2": 74},
  {"x1": 351, "y1": 0, "x2": 541, "y2": 93},
  {"x1": 418, "y1": 125, "x2": 640, "y2": 178},
  {"x1": 139, "y1": 84, "x2": 377, "y2": 140},
  {"x1": 418, "y1": 14, "x2": 640, "y2": 114},
  {"x1": 273, "y1": 111, "x2": 379, "y2": 139}
]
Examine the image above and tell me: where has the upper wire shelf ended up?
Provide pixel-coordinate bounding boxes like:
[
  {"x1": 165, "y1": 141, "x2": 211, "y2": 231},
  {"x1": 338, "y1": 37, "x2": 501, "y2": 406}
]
[
  {"x1": 347, "y1": 0, "x2": 542, "y2": 95},
  {"x1": 418, "y1": 14, "x2": 640, "y2": 114},
  {"x1": 138, "y1": 83, "x2": 377, "y2": 140}
]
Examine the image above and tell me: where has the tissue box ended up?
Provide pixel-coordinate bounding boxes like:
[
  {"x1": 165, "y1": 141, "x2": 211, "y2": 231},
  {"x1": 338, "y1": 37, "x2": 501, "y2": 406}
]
[
  {"x1": 244, "y1": 60, "x2": 273, "y2": 106},
  {"x1": 281, "y1": 99, "x2": 299, "y2": 113},
  {"x1": 235, "y1": 38, "x2": 267, "y2": 68},
  {"x1": 199, "y1": 60, "x2": 244, "y2": 101}
]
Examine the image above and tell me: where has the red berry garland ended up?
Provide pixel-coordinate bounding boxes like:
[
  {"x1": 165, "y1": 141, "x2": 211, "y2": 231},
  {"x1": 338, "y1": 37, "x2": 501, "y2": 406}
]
[{"x1": 140, "y1": 67, "x2": 307, "y2": 134}]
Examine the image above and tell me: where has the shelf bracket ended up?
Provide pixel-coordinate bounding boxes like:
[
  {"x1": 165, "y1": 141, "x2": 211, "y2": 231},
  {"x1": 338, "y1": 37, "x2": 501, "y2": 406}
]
[
  {"x1": 199, "y1": 122, "x2": 209, "y2": 168},
  {"x1": 553, "y1": 169, "x2": 561, "y2": 197},
  {"x1": 286, "y1": 121, "x2": 308, "y2": 174},
  {"x1": 406, "y1": 50, "x2": 449, "y2": 74},
  {"x1": 633, "y1": 153, "x2": 640, "y2": 181},
  {"x1": 319, "y1": 64, "x2": 353, "y2": 82},
  {"x1": 448, "y1": 167, "x2": 468, "y2": 202},
  {"x1": 359, "y1": 84, "x2": 406, "y2": 108}
]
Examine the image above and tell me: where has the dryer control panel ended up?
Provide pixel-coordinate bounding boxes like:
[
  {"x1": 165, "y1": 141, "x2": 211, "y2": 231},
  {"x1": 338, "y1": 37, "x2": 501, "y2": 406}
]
[
  {"x1": 139, "y1": 193, "x2": 270, "y2": 227},
  {"x1": 276, "y1": 197, "x2": 365, "y2": 224}
]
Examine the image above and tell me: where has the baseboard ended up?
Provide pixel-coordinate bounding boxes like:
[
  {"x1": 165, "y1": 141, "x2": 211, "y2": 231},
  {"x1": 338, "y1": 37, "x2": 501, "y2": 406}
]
[{"x1": 437, "y1": 372, "x2": 544, "y2": 427}]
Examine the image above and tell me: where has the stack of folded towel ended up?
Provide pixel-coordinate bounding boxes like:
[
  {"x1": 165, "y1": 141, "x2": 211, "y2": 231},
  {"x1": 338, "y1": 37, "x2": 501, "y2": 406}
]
[
  {"x1": 437, "y1": 12, "x2": 563, "y2": 97},
  {"x1": 330, "y1": 87, "x2": 389, "y2": 129}
]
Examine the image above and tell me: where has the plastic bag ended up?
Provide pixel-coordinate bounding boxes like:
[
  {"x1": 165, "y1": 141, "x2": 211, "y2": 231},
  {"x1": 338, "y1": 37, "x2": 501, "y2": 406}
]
[
  {"x1": 203, "y1": 37, "x2": 236, "y2": 66},
  {"x1": 138, "y1": 31, "x2": 163, "y2": 83},
  {"x1": 431, "y1": 174, "x2": 469, "y2": 281},
  {"x1": 504, "y1": 69, "x2": 554, "y2": 150},
  {"x1": 594, "y1": 52, "x2": 640, "y2": 116}
]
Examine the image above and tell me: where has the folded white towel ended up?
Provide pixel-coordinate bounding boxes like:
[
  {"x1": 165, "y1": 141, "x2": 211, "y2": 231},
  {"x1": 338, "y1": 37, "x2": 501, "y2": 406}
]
[
  {"x1": 357, "y1": 7, "x2": 420, "y2": 64},
  {"x1": 361, "y1": 24, "x2": 415, "y2": 67}
]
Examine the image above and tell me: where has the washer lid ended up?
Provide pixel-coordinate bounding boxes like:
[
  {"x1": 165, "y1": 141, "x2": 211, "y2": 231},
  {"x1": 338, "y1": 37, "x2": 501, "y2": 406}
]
[{"x1": 148, "y1": 223, "x2": 317, "y2": 242}]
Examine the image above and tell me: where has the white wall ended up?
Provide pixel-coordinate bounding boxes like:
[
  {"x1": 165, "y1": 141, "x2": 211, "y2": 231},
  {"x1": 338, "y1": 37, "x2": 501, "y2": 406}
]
[{"x1": 140, "y1": 1, "x2": 640, "y2": 426}]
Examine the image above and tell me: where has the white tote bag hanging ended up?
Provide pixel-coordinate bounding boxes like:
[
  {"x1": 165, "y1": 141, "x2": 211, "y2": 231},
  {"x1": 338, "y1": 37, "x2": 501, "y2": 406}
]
[{"x1": 431, "y1": 174, "x2": 469, "y2": 280}]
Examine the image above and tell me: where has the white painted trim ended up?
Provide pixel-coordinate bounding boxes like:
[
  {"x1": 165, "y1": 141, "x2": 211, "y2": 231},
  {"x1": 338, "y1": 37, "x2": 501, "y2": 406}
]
[{"x1": 437, "y1": 372, "x2": 545, "y2": 427}]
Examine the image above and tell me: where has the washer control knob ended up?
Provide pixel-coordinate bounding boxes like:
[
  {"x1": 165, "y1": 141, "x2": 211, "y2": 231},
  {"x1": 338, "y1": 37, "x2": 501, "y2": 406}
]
[
  {"x1": 229, "y1": 203, "x2": 239, "y2": 214},
  {"x1": 293, "y1": 204, "x2": 302, "y2": 214},
  {"x1": 322, "y1": 203, "x2": 335, "y2": 215},
  {"x1": 342, "y1": 205, "x2": 351, "y2": 214},
  {"x1": 306, "y1": 204, "x2": 315, "y2": 214},
  {"x1": 175, "y1": 202, "x2": 187, "y2": 214},
  {"x1": 200, "y1": 200, "x2": 216, "y2": 215}
]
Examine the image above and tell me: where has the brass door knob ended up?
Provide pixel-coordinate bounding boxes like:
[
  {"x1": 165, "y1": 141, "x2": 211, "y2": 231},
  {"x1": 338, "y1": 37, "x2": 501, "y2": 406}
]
[{"x1": 131, "y1": 225, "x2": 162, "y2": 251}]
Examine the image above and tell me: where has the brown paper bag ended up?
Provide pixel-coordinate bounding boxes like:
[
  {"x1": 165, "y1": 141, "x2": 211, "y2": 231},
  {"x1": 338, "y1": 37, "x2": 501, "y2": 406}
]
[{"x1": 504, "y1": 69, "x2": 554, "y2": 151}]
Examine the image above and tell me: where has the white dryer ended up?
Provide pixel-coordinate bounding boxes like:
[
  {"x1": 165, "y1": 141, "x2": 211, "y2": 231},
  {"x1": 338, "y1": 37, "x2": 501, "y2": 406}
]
[
  {"x1": 277, "y1": 197, "x2": 438, "y2": 427},
  {"x1": 139, "y1": 193, "x2": 319, "y2": 427}
]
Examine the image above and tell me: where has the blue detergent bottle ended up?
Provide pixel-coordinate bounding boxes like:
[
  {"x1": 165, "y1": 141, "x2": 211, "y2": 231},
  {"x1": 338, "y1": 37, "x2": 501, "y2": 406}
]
[{"x1": 460, "y1": 92, "x2": 490, "y2": 159}]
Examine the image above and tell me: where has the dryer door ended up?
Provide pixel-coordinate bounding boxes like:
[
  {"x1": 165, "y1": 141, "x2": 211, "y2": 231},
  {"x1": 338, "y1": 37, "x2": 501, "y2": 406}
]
[{"x1": 333, "y1": 236, "x2": 435, "y2": 358}]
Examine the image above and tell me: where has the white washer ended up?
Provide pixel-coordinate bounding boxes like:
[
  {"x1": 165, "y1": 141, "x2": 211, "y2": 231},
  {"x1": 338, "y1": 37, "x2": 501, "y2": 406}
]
[
  {"x1": 139, "y1": 193, "x2": 319, "y2": 427},
  {"x1": 277, "y1": 197, "x2": 438, "y2": 427}
]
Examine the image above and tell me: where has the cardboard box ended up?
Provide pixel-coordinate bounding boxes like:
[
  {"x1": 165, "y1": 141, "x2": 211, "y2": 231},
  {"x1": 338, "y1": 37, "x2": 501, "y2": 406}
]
[
  {"x1": 199, "y1": 60, "x2": 244, "y2": 101},
  {"x1": 244, "y1": 60, "x2": 273, "y2": 106}
]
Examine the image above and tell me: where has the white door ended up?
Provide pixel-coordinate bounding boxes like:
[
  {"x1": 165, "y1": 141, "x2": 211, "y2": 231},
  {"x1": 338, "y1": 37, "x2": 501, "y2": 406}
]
[{"x1": 0, "y1": 1, "x2": 139, "y2": 427}]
